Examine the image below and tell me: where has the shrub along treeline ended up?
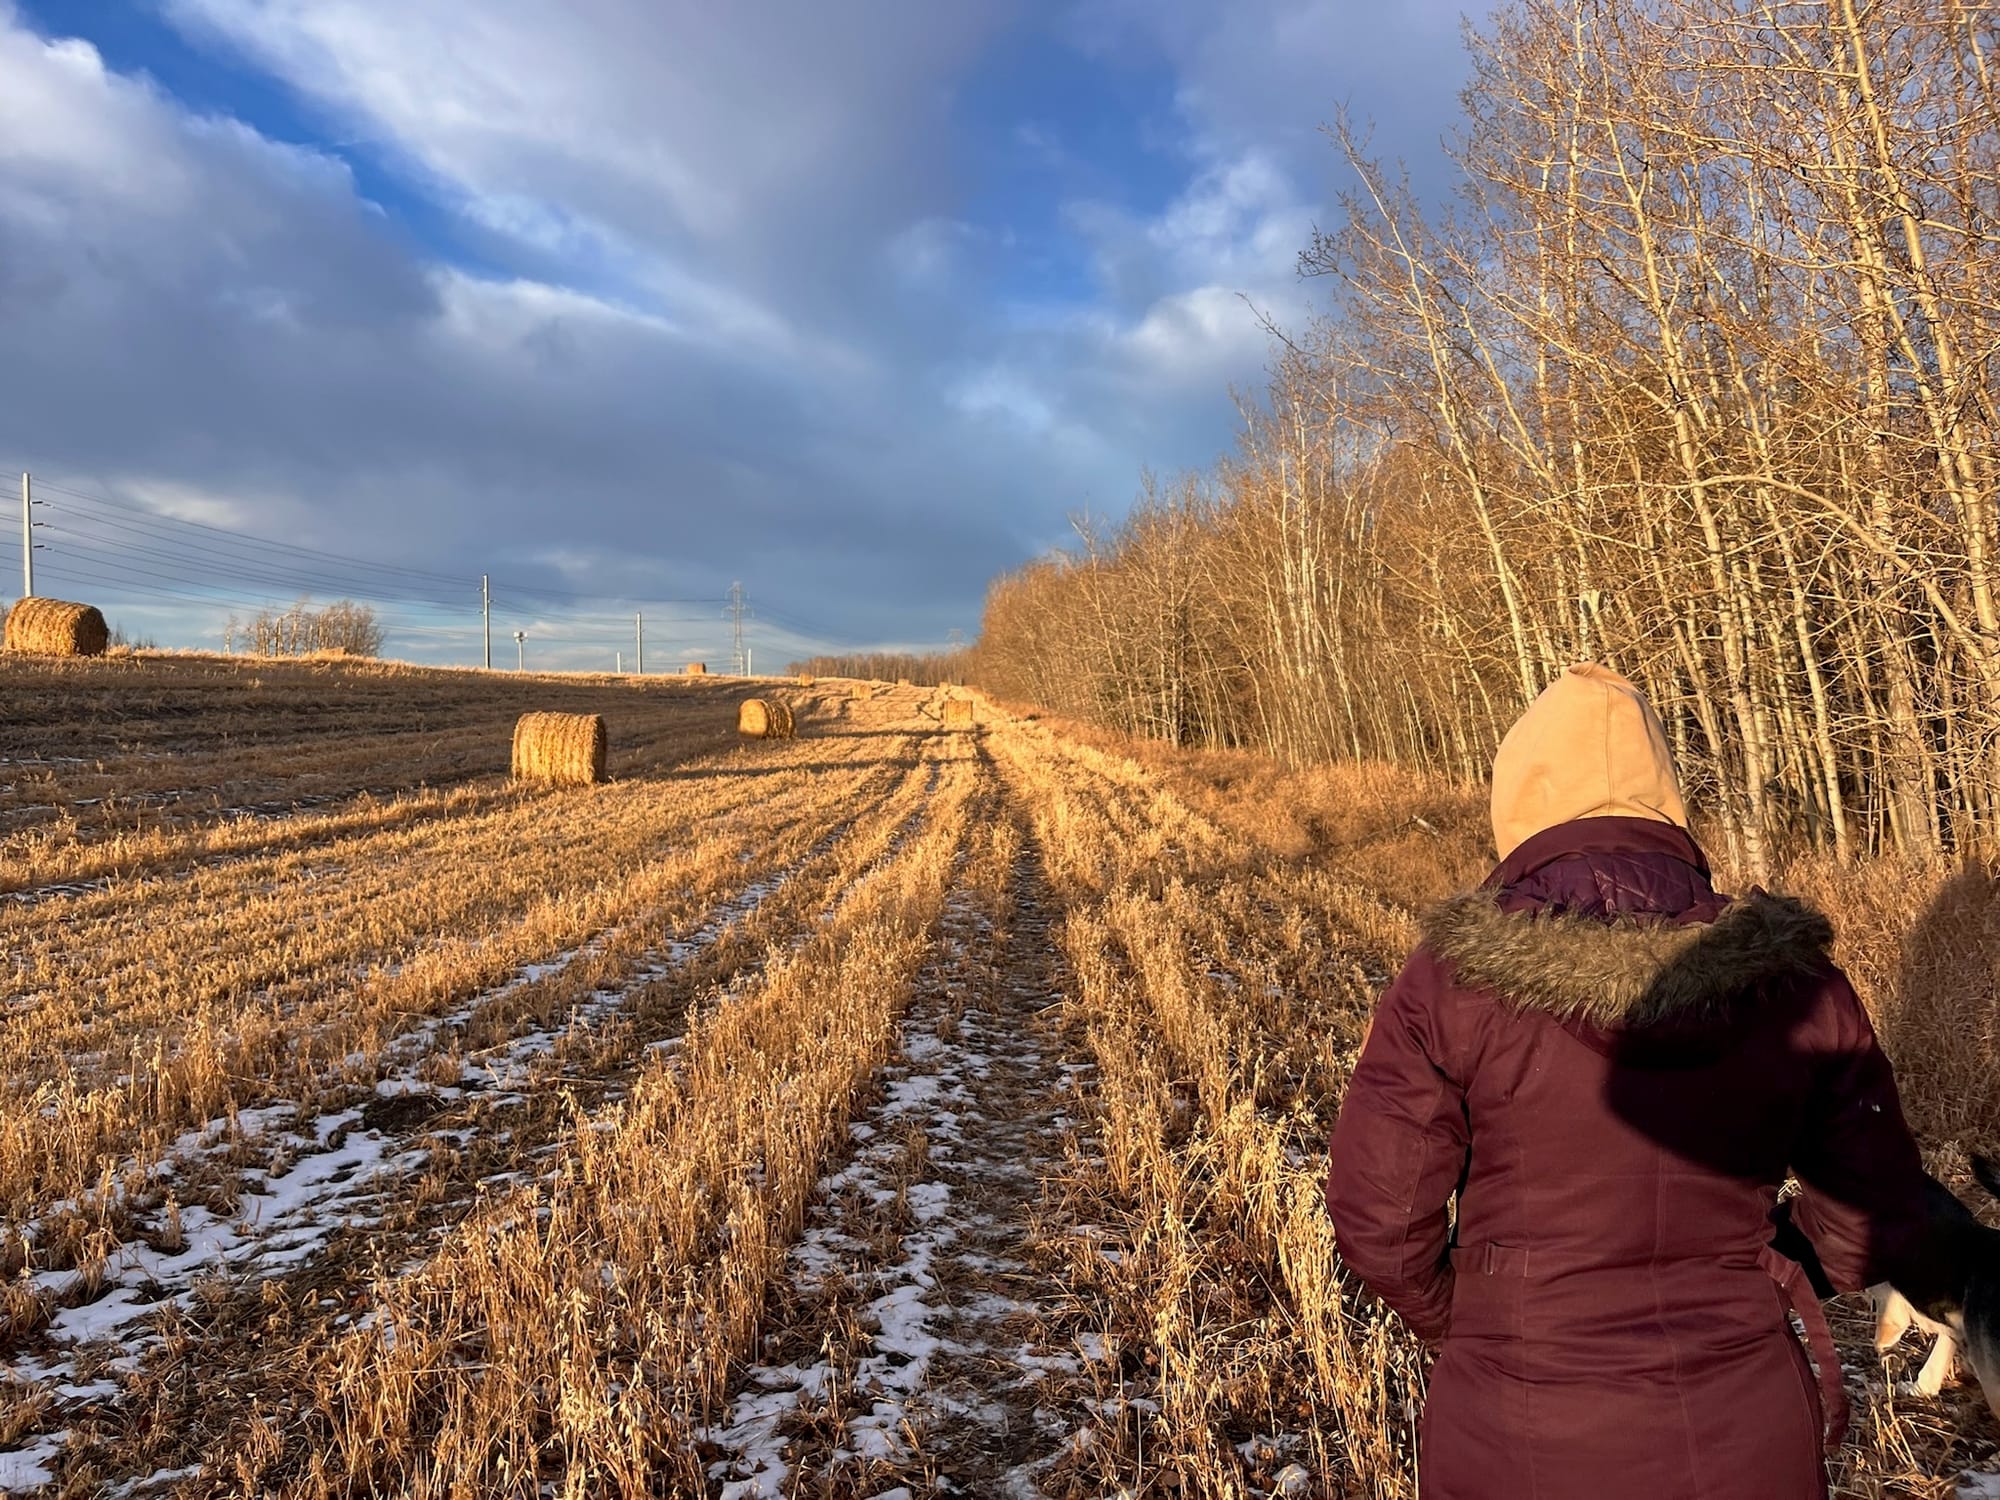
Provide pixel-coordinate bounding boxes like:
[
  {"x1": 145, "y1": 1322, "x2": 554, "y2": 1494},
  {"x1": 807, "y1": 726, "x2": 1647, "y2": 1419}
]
[
  {"x1": 225, "y1": 598, "x2": 384, "y2": 658},
  {"x1": 789, "y1": 650, "x2": 967, "y2": 686},
  {"x1": 971, "y1": 0, "x2": 2000, "y2": 875}
]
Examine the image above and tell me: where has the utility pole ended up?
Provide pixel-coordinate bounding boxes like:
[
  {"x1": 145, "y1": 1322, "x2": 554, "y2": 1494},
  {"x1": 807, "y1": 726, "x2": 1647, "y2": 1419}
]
[
  {"x1": 514, "y1": 630, "x2": 525, "y2": 672},
  {"x1": 636, "y1": 610, "x2": 644, "y2": 675},
  {"x1": 728, "y1": 580, "x2": 746, "y2": 675},
  {"x1": 22, "y1": 473, "x2": 36, "y2": 598},
  {"x1": 481, "y1": 574, "x2": 491, "y2": 669},
  {"x1": 747, "y1": 645, "x2": 754, "y2": 677}
]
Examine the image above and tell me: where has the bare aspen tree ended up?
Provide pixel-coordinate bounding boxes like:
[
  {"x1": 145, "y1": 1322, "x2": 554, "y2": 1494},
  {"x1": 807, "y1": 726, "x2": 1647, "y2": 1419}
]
[{"x1": 970, "y1": 0, "x2": 2000, "y2": 861}]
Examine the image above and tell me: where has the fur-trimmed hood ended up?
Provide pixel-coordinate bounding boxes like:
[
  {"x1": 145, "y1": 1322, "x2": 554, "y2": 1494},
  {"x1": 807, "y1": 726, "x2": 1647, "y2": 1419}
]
[{"x1": 1419, "y1": 888, "x2": 1834, "y2": 1030}]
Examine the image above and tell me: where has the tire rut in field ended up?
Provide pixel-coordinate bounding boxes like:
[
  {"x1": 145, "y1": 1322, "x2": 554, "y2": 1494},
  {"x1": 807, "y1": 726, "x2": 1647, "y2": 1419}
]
[{"x1": 705, "y1": 825, "x2": 1105, "y2": 1499}]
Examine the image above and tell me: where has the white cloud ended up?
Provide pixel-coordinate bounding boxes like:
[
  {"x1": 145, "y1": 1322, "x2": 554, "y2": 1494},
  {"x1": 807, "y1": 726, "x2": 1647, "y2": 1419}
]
[
  {"x1": 1119, "y1": 285, "x2": 1273, "y2": 385},
  {"x1": 1147, "y1": 150, "x2": 1306, "y2": 273},
  {"x1": 927, "y1": 0, "x2": 1484, "y2": 495},
  {"x1": 948, "y1": 366, "x2": 1057, "y2": 430},
  {"x1": 118, "y1": 477, "x2": 290, "y2": 532}
]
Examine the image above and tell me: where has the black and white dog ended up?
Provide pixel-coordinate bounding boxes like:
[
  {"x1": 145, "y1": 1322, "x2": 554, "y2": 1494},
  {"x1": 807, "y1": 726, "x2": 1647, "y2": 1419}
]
[{"x1": 1869, "y1": 1159, "x2": 2000, "y2": 1418}]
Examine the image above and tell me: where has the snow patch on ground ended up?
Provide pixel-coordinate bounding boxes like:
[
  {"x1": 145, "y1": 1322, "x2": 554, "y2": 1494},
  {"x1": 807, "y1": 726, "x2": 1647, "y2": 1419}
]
[
  {"x1": 705, "y1": 853, "x2": 1100, "y2": 1496},
  {"x1": 0, "y1": 1435, "x2": 64, "y2": 1493}
]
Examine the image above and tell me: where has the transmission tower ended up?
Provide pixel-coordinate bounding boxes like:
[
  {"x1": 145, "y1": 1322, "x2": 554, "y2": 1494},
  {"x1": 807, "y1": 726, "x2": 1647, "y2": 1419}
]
[{"x1": 728, "y1": 580, "x2": 746, "y2": 675}]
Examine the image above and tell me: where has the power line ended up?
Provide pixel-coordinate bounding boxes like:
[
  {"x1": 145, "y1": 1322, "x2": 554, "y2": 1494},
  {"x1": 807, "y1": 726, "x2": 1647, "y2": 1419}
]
[
  {"x1": 47, "y1": 482, "x2": 730, "y2": 616},
  {"x1": 26, "y1": 473, "x2": 721, "y2": 611},
  {"x1": 43, "y1": 498, "x2": 468, "y2": 593},
  {"x1": 10, "y1": 464, "x2": 882, "y2": 664},
  {"x1": 38, "y1": 499, "x2": 723, "y2": 633},
  {"x1": 33, "y1": 561, "x2": 335, "y2": 615},
  {"x1": 30, "y1": 478, "x2": 475, "y2": 591},
  {"x1": 40, "y1": 520, "x2": 474, "y2": 611}
]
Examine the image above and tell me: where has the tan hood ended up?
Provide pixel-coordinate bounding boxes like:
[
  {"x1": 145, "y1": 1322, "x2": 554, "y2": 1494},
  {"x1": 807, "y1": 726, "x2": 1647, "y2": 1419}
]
[{"x1": 1491, "y1": 663, "x2": 1688, "y2": 859}]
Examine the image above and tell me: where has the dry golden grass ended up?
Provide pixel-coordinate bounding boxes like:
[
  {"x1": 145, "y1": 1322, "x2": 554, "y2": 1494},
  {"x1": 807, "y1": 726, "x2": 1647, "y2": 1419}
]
[
  {"x1": 975, "y1": 709, "x2": 2000, "y2": 1497},
  {"x1": 7, "y1": 663, "x2": 2000, "y2": 1497},
  {"x1": 985, "y1": 721, "x2": 1428, "y2": 1494}
]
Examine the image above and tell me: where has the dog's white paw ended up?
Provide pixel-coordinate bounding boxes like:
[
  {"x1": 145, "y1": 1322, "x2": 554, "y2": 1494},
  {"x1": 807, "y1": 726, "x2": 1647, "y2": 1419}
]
[
  {"x1": 1891, "y1": 1333, "x2": 1962, "y2": 1397},
  {"x1": 1875, "y1": 1283, "x2": 1916, "y2": 1351}
]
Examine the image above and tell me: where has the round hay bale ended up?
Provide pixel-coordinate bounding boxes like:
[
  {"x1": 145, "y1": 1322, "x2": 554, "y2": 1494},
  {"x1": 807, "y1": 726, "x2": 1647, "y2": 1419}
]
[
  {"x1": 796, "y1": 673, "x2": 814, "y2": 686},
  {"x1": 738, "y1": 697, "x2": 796, "y2": 740},
  {"x1": 943, "y1": 697, "x2": 975, "y2": 730},
  {"x1": 685, "y1": 662, "x2": 708, "y2": 675},
  {"x1": 511, "y1": 712, "x2": 607, "y2": 786},
  {"x1": 850, "y1": 682, "x2": 873, "y2": 702},
  {"x1": 5, "y1": 597, "x2": 109, "y2": 657}
]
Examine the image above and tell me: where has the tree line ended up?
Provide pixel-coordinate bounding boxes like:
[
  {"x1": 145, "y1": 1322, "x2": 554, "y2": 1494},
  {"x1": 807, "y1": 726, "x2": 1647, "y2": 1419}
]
[
  {"x1": 789, "y1": 650, "x2": 967, "y2": 686},
  {"x1": 970, "y1": 0, "x2": 2000, "y2": 873}
]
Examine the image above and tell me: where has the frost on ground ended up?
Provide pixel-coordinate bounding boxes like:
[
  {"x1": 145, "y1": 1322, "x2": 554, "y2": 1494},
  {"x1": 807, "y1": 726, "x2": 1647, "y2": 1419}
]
[{"x1": 704, "y1": 836, "x2": 1107, "y2": 1498}]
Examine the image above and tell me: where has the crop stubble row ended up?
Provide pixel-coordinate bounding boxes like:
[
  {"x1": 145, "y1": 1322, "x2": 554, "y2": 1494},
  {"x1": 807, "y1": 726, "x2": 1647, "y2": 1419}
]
[{"x1": 25, "y1": 706, "x2": 959, "y2": 1492}]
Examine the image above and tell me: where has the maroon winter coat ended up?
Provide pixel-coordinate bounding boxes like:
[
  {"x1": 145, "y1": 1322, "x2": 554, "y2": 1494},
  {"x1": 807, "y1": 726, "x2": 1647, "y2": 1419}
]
[{"x1": 1326, "y1": 817, "x2": 1927, "y2": 1500}]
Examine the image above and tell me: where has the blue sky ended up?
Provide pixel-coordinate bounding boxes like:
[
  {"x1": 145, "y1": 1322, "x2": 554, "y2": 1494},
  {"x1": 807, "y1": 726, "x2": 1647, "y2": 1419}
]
[{"x1": 0, "y1": 0, "x2": 1477, "y2": 669}]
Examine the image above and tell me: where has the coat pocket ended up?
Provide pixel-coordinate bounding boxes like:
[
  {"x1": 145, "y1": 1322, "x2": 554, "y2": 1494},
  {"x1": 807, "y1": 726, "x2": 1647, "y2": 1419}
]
[{"x1": 1449, "y1": 1241, "x2": 1530, "y2": 1339}]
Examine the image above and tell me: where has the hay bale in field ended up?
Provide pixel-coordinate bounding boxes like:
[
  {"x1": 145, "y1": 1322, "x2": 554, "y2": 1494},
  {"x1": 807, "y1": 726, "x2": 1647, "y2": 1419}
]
[
  {"x1": 796, "y1": 673, "x2": 814, "y2": 687},
  {"x1": 5, "y1": 597, "x2": 109, "y2": 657},
  {"x1": 943, "y1": 697, "x2": 975, "y2": 730},
  {"x1": 511, "y1": 711, "x2": 607, "y2": 786},
  {"x1": 738, "y1": 697, "x2": 796, "y2": 740},
  {"x1": 850, "y1": 681, "x2": 873, "y2": 702},
  {"x1": 897, "y1": 677, "x2": 912, "y2": 687},
  {"x1": 685, "y1": 662, "x2": 708, "y2": 675}
]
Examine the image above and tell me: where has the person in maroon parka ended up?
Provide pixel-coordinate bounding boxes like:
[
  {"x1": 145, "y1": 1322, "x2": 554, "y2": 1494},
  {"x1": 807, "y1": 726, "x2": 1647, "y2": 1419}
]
[{"x1": 1326, "y1": 664, "x2": 1930, "y2": 1500}]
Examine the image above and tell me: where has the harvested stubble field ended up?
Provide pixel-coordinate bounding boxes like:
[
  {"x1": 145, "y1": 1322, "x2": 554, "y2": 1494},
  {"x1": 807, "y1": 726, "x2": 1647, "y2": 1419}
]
[{"x1": 3, "y1": 655, "x2": 1998, "y2": 1498}]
